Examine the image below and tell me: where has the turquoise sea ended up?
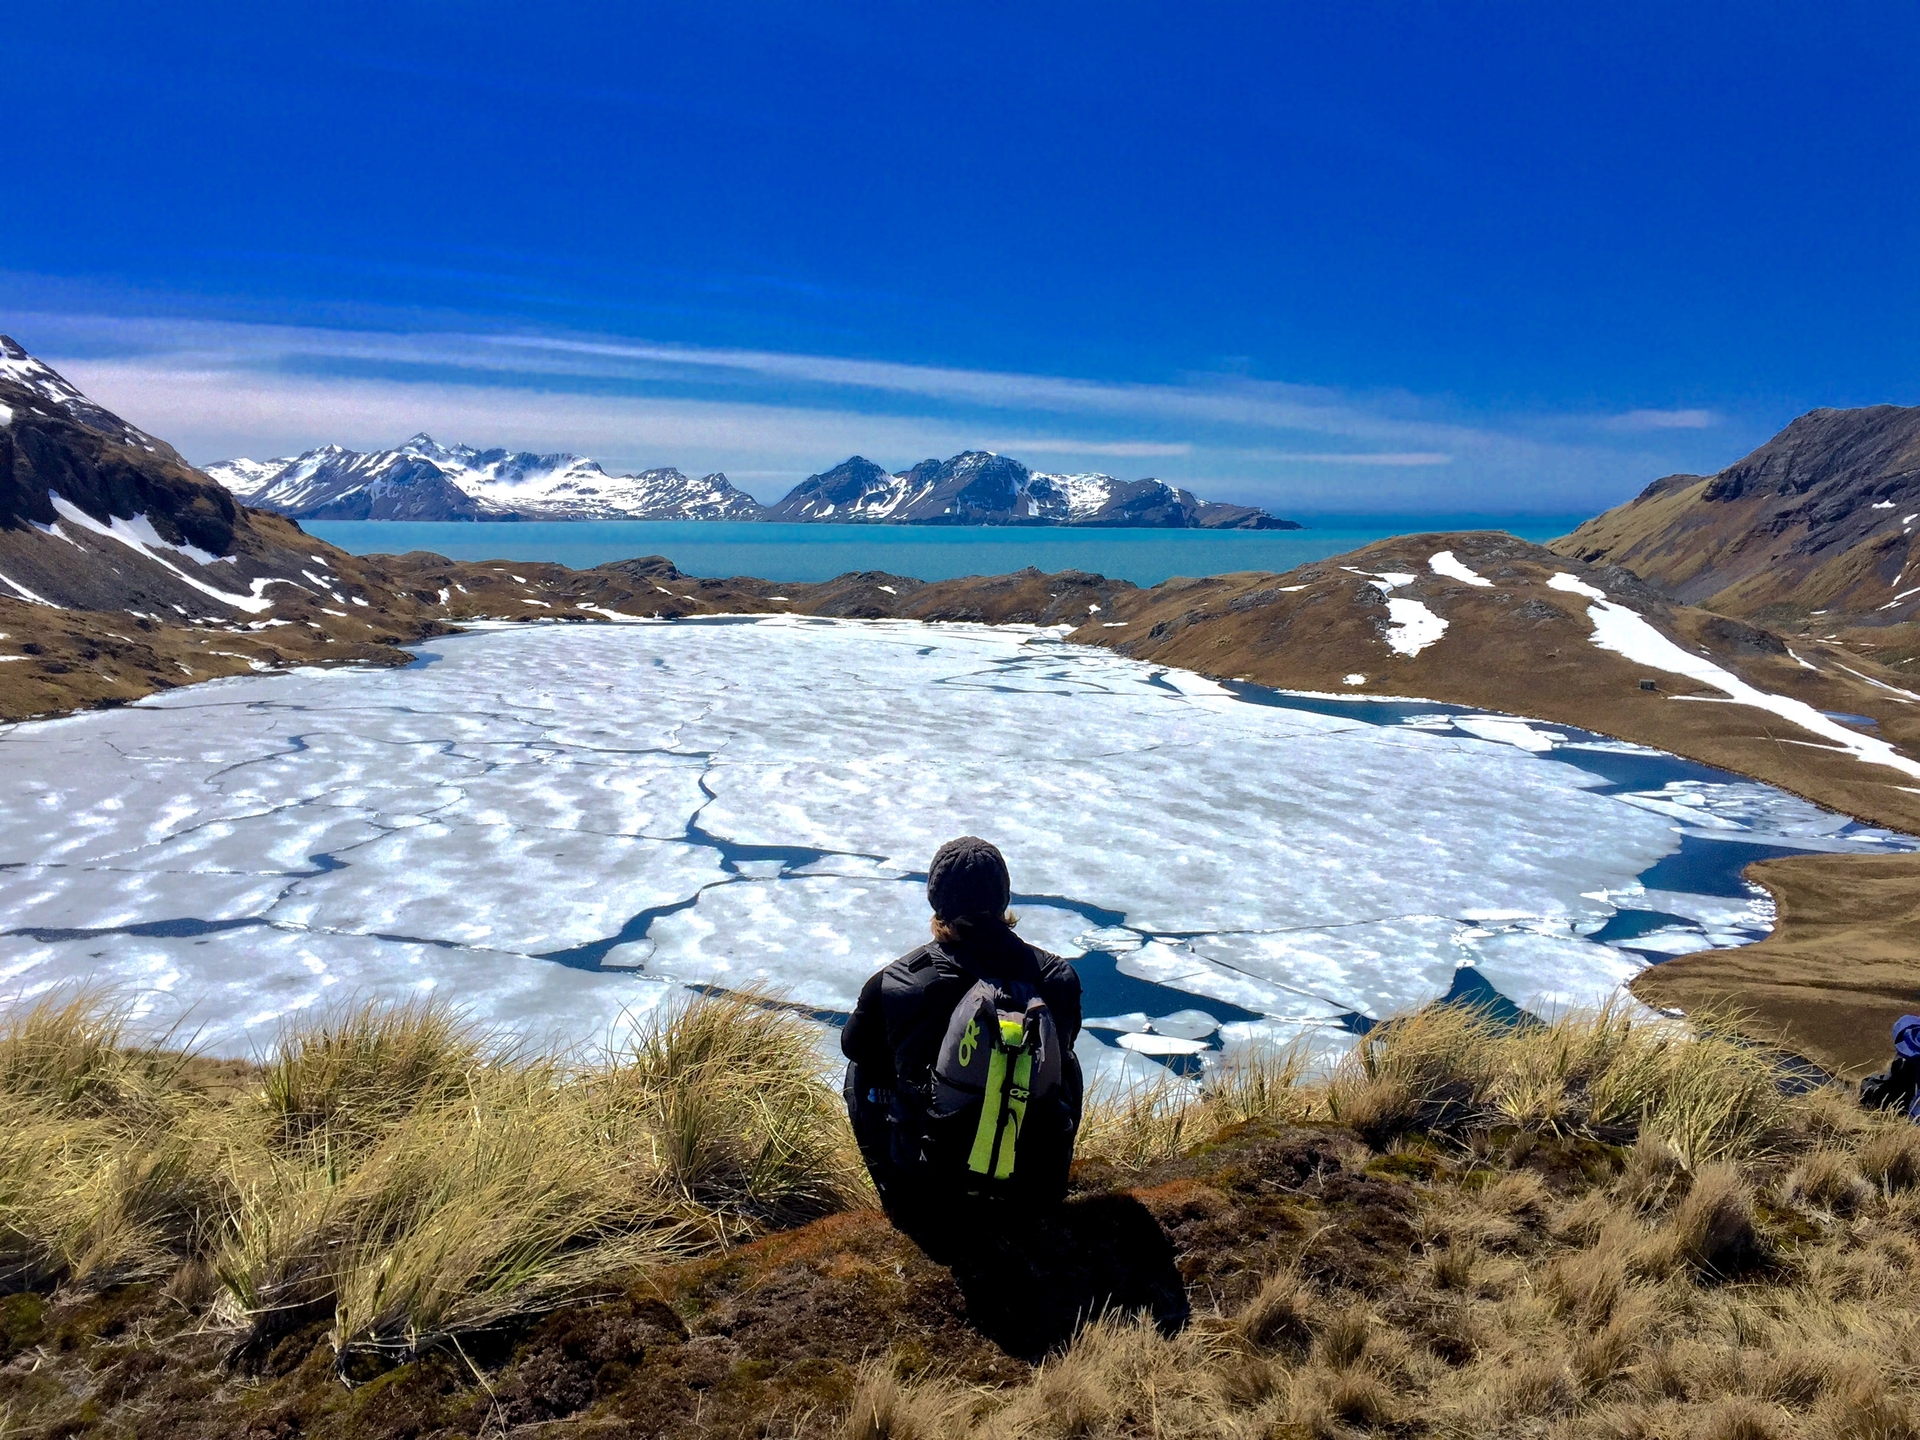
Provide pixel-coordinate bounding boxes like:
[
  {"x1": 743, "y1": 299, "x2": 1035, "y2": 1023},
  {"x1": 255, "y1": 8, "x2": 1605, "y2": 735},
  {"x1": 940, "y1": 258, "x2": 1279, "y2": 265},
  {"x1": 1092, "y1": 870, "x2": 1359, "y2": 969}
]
[{"x1": 307, "y1": 515, "x2": 1587, "y2": 586}]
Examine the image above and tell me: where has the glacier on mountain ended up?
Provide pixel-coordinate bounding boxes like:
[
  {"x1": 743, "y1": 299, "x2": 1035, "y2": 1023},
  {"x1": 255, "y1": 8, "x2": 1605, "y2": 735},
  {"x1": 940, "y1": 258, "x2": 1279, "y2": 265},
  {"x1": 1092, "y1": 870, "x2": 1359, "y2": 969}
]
[
  {"x1": 206, "y1": 434, "x2": 763, "y2": 522},
  {"x1": 1, "y1": 618, "x2": 1909, "y2": 1077}
]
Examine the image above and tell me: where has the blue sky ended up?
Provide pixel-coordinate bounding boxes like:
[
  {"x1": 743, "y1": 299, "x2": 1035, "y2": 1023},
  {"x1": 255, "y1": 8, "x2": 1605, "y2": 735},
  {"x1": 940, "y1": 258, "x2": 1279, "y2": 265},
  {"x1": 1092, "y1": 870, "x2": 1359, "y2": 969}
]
[{"x1": 6, "y1": 2, "x2": 1916, "y2": 515}]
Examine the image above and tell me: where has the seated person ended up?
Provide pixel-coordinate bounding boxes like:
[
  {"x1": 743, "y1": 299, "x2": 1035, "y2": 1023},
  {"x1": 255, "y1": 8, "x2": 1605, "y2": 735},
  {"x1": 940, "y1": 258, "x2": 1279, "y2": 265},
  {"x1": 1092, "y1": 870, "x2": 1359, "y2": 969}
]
[
  {"x1": 841, "y1": 836, "x2": 1084, "y2": 1254},
  {"x1": 1858, "y1": 1014, "x2": 1920, "y2": 1120}
]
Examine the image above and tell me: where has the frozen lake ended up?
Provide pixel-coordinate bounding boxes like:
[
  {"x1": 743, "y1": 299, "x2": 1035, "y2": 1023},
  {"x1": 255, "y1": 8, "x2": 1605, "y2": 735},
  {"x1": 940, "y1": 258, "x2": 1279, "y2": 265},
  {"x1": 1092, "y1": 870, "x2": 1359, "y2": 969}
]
[{"x1": 1, "y1": 618, "x2": 1910, "y2": 1080}]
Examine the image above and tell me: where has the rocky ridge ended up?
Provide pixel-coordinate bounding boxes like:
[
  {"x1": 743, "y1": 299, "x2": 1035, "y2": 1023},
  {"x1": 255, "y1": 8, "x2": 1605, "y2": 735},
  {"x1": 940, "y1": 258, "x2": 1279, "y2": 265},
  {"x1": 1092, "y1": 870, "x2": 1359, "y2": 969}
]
[{"x1": 1554, "y1": 404, "x2": 1920, "y2": 669}]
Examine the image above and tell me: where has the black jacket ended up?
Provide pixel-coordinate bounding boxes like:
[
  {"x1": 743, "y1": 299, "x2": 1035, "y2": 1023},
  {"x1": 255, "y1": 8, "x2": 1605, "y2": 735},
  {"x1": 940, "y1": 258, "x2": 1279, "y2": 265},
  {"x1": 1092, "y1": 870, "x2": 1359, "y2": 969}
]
[{"x1": 842, "y1": 923, "x2": 1083, "y2": 1207}]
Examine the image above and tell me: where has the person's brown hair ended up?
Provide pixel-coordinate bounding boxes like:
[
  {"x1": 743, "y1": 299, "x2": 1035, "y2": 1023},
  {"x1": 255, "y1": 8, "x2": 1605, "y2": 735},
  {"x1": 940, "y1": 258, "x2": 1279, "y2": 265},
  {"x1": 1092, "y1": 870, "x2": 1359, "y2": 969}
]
[{"x1": 930, "y1": 910, "x2": 1019, "y2": 946}]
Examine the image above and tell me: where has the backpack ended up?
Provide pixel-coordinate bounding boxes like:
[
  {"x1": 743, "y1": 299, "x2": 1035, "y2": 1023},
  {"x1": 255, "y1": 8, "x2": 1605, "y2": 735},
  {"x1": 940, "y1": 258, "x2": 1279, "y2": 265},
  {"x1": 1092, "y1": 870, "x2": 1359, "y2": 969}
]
[
  {"x1": 1860, "y1": 1054, "x2": 1920, "y2": 1121},
  {"x1": 926, "y1": 979, "x2": 1067, "y2": 1189}
]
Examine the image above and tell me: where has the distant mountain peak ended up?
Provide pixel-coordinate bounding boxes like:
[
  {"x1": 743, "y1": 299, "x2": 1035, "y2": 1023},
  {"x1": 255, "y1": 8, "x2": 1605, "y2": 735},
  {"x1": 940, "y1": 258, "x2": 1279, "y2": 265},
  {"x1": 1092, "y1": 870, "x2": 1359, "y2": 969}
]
[
  {"x1": 764, "y1": 451, "x2": 1295, "y2": 529},
  {"x1": 204, "y1": 436, "x2": 765, "y2": 522},
  {"x1": 0, "y1": 335, "x2": 183, "y2": 461}
]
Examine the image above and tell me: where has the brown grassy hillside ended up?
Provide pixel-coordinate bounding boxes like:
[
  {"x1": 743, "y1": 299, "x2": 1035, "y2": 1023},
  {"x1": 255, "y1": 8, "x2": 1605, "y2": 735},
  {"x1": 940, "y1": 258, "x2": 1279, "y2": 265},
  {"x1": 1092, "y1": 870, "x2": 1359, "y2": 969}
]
[{"x1": 1551, "y1": 405, "x2": 1920, "y2": 662}]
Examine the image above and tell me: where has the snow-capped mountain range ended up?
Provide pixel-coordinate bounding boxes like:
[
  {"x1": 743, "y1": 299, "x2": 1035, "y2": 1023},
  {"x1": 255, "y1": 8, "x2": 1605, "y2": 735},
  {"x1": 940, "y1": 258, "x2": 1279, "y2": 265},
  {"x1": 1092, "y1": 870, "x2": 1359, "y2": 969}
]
[
  {"x1": 206, "y1": 437, "x2": 1297, "y2": 528},
  {"x1": 204, "y1": 435, "x2": 762, "y2": 521}
]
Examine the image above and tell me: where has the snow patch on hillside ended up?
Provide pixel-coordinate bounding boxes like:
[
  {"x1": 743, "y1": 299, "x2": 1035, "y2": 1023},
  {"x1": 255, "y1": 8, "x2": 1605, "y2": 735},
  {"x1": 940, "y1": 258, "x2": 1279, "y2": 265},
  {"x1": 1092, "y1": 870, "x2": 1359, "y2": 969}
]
[
  {"x1": 1430, "y1": 550, "x2": 1492, "y2": 586},
  {"x1": 1384, "y1": 598, "x2": 1448, "y2": 656},
  {"x1": 49, "y1": 496, "x2": 272, "y2": 614},
  {"x1": 1549, "y1": 572, "x2": 1920, "y2": 779}
]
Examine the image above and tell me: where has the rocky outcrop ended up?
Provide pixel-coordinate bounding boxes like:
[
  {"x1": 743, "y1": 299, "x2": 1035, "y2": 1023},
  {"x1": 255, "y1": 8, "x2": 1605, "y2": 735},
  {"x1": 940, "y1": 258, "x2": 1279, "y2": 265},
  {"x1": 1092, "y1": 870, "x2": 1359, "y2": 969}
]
[{"x1": 1553, "y1": 404, "x2": 1920, "y2": 631}]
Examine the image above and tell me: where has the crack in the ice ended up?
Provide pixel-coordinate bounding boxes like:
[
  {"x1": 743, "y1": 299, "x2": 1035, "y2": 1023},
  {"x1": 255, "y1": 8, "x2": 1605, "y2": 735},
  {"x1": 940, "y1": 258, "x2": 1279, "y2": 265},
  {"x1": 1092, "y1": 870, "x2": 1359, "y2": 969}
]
[{"x1": 5, "y1": 916, "x2": 270, "y2": 942}]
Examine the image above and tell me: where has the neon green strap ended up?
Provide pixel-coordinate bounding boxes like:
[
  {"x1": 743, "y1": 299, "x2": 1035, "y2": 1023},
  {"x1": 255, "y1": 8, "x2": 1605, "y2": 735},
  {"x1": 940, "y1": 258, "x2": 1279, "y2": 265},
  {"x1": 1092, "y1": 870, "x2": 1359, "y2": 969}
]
[
  {"x1": 967, "y1": 1018, "x2": 1034, "y2": 1181},
  {"x1": 993, "y1": 1048, "x2": 1032, "y2": 1180},
  {"x1": 967, "y1": 1045, "x2": 1009, "y2": 1174}
]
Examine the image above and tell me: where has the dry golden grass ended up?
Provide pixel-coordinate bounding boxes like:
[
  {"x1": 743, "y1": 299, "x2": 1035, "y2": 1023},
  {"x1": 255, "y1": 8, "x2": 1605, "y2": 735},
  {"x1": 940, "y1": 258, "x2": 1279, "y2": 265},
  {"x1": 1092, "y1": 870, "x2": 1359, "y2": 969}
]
[
  {"x1": 855, "y1": 1003, "x2": 1920, "y2": 1440},
  {"x1": 11, "y1": 986, "x2": 1920, "y2": 1440},
  {"x1": 1078, "y1": 1002, "x2": 1793, "y2": 1178},
  {"x1": 1077, "y1": 1037, "x2": 1311, "y2": 1169},
  {"x1": 0, "y1": 985, "x2": 865, "y2": 1359}
]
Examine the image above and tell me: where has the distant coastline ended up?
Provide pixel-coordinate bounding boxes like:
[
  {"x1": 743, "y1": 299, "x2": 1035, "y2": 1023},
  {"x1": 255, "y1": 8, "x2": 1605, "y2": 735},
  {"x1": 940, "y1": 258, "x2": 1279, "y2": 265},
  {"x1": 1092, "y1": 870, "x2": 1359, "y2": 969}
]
[{"x1": 360, "y1": 511, "x2": 1308, "y2": 530}]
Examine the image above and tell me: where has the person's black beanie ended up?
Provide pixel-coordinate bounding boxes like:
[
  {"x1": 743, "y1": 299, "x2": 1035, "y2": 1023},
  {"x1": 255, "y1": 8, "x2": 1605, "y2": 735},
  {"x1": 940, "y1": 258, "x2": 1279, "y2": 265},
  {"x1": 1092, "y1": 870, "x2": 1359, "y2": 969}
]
[{"x1": 926, "y1": 836, "x2": 1011, "y2": 921}]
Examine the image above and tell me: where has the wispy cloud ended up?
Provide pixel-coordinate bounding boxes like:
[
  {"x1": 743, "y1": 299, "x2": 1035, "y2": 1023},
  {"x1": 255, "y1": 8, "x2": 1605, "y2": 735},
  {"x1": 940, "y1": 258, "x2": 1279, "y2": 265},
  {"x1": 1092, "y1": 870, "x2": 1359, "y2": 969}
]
[
  {"x1": 1601, "y1": 407, "x2": 1717, "y2": 431},
  {"x1": 981, "y1": 439, "x2": 1193, "y2": 458},
  {"x1": 49, "y1": 362, "x2": 980, "y2": 497},
  {"x1": 1232, "y1": 450, "x2": 1453, "y2": 466},
  {"x1": 4, "y1": 308, "x2": 1751, "y2": 514},
  {"x1": 21, "y1": 313, "x2": 1474, "y2": 447}
]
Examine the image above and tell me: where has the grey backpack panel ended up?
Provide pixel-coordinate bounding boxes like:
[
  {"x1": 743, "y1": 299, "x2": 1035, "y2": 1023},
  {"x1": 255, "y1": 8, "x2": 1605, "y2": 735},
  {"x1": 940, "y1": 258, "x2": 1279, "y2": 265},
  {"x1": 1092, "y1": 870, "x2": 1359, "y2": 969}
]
[
  {"x1": 927, "y1": 978, "x2": 1067, "y2": 1184},
  {"x1": 930, "y1": 980, "x2": 1064, "y2": 1120}
]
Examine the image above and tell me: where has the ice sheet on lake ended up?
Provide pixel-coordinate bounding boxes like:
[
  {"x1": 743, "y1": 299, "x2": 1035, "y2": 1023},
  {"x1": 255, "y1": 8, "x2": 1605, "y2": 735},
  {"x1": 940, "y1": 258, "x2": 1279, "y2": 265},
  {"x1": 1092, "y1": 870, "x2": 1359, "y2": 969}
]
[{"x1": 0, "y1": 617, "x2": 1911, "y2": 1061}]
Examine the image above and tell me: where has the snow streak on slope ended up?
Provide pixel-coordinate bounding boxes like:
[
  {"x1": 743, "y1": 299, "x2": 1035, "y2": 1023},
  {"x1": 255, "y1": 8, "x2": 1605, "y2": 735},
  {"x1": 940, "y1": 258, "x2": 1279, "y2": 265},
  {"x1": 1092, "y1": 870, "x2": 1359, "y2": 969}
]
[
  {"x1": 0, "y1": 569, "x2": 60, "y2": 606},
  {"x1": 1430, "y1": 550, "x2": 1493, "y2": 586},
  {"x1": 48, "y1": 496, "x2": 274, "y2": 614},
  {"x1": 1546, "y1": 572, "x2": 1920, "y2": 780}
]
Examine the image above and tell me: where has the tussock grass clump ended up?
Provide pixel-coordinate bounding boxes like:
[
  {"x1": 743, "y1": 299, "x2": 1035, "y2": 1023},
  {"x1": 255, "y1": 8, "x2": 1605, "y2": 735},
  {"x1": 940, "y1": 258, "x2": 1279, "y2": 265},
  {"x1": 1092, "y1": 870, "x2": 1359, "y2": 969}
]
[
  {"x1": 0, "y1": 986, "x2": 863, "y2": 1356},
  {"x1": 597, "y1": 987, "x2": 864, "y2": 1235},
  {"x1": 259, "y1": 996, "x2": 490, "y2": 1151},
  {"x1": 1082, "y1": 1003, "x2": 1800, "y2": 1178},
  {"x1": 859, "y1": 1005, "x2": 1920, "y2": 1440},
  {"x1": 1782, "y1": 1148, "x2": 1874, "y2": 1216},
  {"x1": 1325, "y1": 1002, "x2": 1794, "y2": 1162},
  {"x1": 1649, "y1": 1163, "x2": 1769, "y2": 1278},
  {"x1": 0, "y1": 987, "x2": 191, "y2": 1120},
  {"x1": 0, "y1": 989, "x2": 221, "y2": 1290},
  {"x1": 1236, "y1": 1266, "x2": 1315, "y2": 1355},
  {"x1": 1078, "y1": 1040, "x2": 1309, "y2": 1169},
  {"x1": 1856, "y1": 1126, "x2": 1920, "y2": 1193}
]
